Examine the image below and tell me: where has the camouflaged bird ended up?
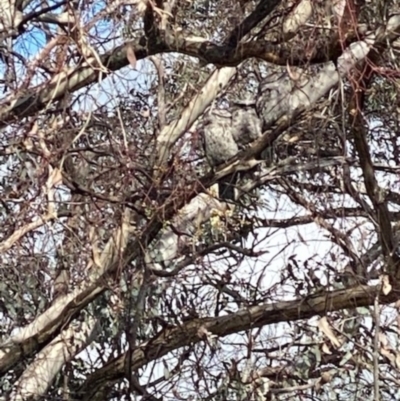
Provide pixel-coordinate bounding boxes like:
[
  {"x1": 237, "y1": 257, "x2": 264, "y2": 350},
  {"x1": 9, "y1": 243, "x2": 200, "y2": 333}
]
[
  {"x1": 202, "y1": 101, "x2": 262, "y2": 200},
  {"x1": 256, "y1": 70, "x2": 294, "y2": 129}
]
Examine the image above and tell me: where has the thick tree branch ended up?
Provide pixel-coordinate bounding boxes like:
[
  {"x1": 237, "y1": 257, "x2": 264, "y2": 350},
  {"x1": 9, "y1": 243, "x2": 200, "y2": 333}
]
[
  {"x1": 3, "y1": 14, "x2": 397, "y2": 129},
  {"x1": 226, "y1": 0, "x2": 282, "y2": 45},
  {"x1": 352, "y1": 111, "x2": 396, "y2": 273},
  {"x1": 349, "y1": 64, "x2": 398, "y2": 277},
  {"x1": 163, "y1": 30, "x2": 355, "y2": 67},
  {"x1": 77, "y1": 284, "x2": 398, "y2": 401},
  {"x1": 154, "y1": 66, "x2": 237, "y2": 175},
  {"x1": 0, "y1": 210, "x2": 133, "y2": 374},
  {"x1": 10, "y1": 317, "x2": 97, "y2": 401}
]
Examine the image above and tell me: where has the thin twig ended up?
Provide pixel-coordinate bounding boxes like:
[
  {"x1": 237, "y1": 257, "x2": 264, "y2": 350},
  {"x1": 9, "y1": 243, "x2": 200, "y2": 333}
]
[{"x1": 373, "y1": 284, "x2": 381, "y2": 401}]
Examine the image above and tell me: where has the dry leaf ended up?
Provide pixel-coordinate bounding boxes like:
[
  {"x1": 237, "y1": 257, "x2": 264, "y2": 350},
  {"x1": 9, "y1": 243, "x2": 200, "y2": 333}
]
[
  {"x1": 314, "y1": 378, "x2": 322, "y2": 393},
  {"x1": 126, "y1": 44, "x2": 137, "y2": 68},
  {"x1": 322, "y1": 342, "x2": 332, "y2": 354},
  {"x1": 23, "y1": 137, "x2": 33, "y2": 150},
  {"x1": 318, "y1": 317, "x2": 342, "y2": 348},
  {"x1": 381, "y1": 274, "x2": 392, "y2": 295},
  {"x1": 283, "y1": 0, "x2": 312, "y2": 35},
  {"x1": 339, "y1": 350, "x2": 353, "y2": 366},
  {"x1": 332, "y1": 0, "x2": 347, "y2": 21},
  {"x1": 379, "y1": 332, "x2": 389, "y2": 348},
  {"x1": 380, "y1": 347, "x2": 395, "y2": 363},
  {"x1": 151, "y1": 2, "x2": 173, "y2": 19},
  {"x1": 133, "y1": 0, "x2": 148, "y2": 14},
  {"x1": 47, "y1": 167, "x2": 63, "y2": 188},
  {"x1": 163, "y1": 360, "x2": 170, "y2": 379},
  {"x1": 321, "y1": 371, "x2": 332, "y2": 383},
  {"x1": 298, "y1": 232, "x2": 306, "y2": 244},
  {"x1": 395, "y1": 352, "x2": 400, "y2": 370},
  {"x1": 197, "y1": 325, "x2": 206, "y2": 337},
  {"x1": 198, "y1": 326, "x2": 217, "y2": 341},
  {"x1": 286, "y1": 62, "x2": 302, "y2": 81}
]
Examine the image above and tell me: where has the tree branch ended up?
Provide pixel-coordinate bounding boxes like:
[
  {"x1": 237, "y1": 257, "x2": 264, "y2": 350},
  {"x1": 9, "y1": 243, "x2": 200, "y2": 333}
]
[
  {"x1": 78, "y1": 284, "x2": 397, "y2": 401},
  {"x1": 226, "y1": 0, "x2": 282, "y2": 45},
  {"x1": 10, "y1": 317, "x2": 97, "y2": 401},
  {"x1": 3, "y1": 13, "x2": 397, "y2": 129}
]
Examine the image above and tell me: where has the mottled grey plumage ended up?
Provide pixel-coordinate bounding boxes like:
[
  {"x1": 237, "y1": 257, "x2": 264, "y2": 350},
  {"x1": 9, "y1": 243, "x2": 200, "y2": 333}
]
[
  {"x1": 256, "y1": 70, "x2": 294, "y2": 129},
  {"x1": 202, "y1": 103, "x2": 262, "y2": 200},
  {"x1": 231, "y1": 101, "x2": 262, "y2": 147},
  {"x1": 203, "y1": 109, "x2": 239, "y2": 167}
]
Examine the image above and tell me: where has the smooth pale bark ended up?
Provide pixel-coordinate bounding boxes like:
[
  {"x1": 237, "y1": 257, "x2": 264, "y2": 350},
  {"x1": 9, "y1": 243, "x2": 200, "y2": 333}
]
[
  {"x1": 10, "y1": 317, "x2": 98, "y2": 401},
  {"x1": 145, "y1": 193, "x2": 228, "y2": 271},
  {"x1": 147, "y1": 25, "x2": 382, "y2": 275},
  {"x1": 155, "y1": 67, "x2": 237, "y2": 169},
  {"x1": 283, "y1": 0, "x2": 313, "y2": 37},
  {"x1": 0, "y1": 209, "x2": 132, "y2": 373}
]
